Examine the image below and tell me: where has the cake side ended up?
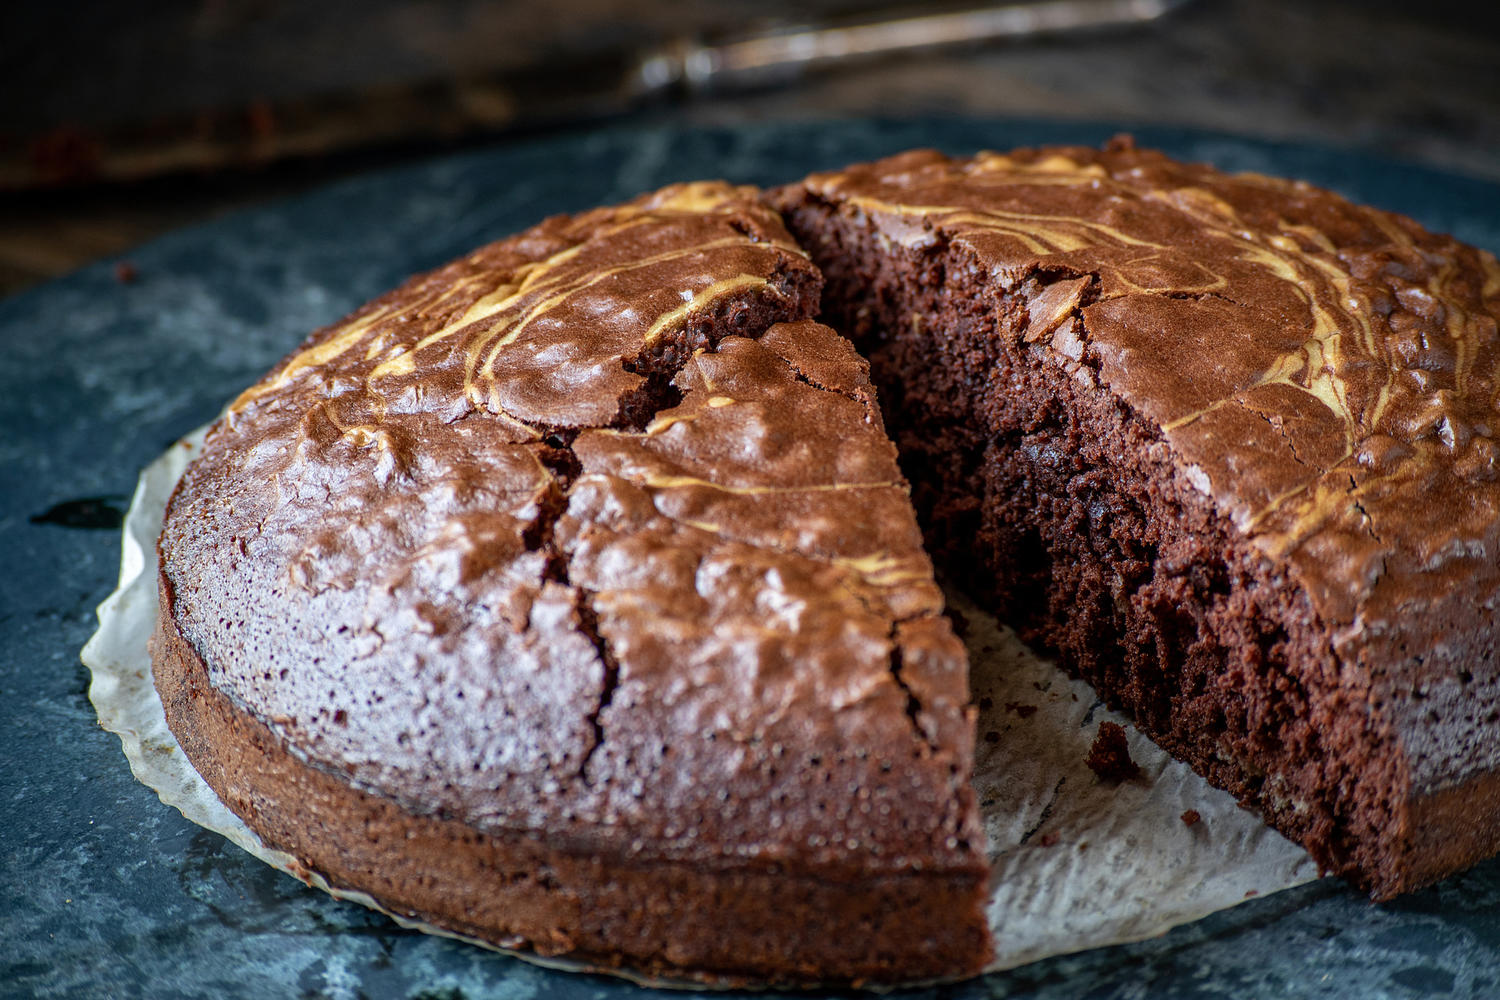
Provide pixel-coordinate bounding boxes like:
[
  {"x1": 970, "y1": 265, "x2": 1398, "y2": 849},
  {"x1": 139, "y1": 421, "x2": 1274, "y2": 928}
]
[
  {"x1": 775, "y1": 140, "x2": 1500, "y2": 897},
  {"x1": 151, "y1": 581, "x2": 990, "y2": 985},
  {"x1": 154, "y1": 181, "x2": 990, "y2": 981}
]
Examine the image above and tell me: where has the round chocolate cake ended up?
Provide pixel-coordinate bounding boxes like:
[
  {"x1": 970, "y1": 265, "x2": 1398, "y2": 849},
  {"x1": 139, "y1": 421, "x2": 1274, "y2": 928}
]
[{"x1": 153, "y1": 141, "x2": 1500, "y2": 985}]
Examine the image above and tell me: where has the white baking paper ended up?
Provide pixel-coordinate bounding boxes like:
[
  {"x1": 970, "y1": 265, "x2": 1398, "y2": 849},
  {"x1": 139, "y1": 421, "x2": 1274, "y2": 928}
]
[{"x1": 82, "y1": 431, "x2": 1320, "y2": 986}]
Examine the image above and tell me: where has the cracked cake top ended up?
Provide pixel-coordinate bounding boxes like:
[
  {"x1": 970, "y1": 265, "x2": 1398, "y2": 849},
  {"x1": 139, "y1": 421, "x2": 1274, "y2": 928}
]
[{"x1": 158, "y1": 181, "x2": 984, "y2": 878}]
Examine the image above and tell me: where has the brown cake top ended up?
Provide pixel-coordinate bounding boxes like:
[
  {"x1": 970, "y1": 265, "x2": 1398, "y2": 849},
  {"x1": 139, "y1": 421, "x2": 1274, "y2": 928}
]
[
  {"x1": 799, "y1": 140, "x2": 1500, "y2": 692},
  {"x1": 161, "y1": 182, "x2": 982, "y2": 877}
]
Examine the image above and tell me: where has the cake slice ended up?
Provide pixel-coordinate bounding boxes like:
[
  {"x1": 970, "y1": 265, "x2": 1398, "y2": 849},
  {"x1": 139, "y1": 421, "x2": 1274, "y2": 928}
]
[
  {"x1": 775, "y1": 138, "x2": 1500, "y2": 899},
  {"x1": 152, "y1": 182, "x2": 990, "y2": 984}
]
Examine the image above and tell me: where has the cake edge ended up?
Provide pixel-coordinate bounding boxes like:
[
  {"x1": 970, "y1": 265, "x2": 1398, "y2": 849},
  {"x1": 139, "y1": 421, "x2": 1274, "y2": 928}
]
[{"x1": 149, "y1": 565, "x2": 994, "y2": 987}]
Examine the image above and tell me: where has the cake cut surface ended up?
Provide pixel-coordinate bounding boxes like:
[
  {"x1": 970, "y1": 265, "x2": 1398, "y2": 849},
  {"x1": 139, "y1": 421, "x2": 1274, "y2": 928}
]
[{"x1": 776, "y1": 137, "x2": 1500, "y2": 899}]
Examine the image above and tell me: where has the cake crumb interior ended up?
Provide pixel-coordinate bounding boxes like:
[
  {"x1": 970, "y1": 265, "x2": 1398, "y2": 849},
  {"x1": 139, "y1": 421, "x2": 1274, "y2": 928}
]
[{"x1": 780, "y1": 194, "x2": 1411, "y2": 894}]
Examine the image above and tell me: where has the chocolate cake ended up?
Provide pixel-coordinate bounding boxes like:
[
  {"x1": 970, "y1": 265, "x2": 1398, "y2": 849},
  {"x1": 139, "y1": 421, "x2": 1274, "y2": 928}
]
[
  {"x1": 774, "y1": 137, "x2": 1500, "y2": 901},
  {"x1": 152, "y1": 182, "x2": 989, "y2": 986},
  {"x1": 153, "y1": 141, "x2": 1500, "y2": 985}
]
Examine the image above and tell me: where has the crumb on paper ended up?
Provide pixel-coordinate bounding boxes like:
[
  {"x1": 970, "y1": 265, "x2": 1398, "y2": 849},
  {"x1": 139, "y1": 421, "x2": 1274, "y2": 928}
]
[
  {"x1": 1086, "y1": 721, "x2": 1141, "y2": 781},
  {"x1": 1038, "y1": 831, "x2": 1059, "y2": 848},
  {"x1": 946, "y1": 606, "x2": 969, "y2": 638},
  {"x1": 1182, "y1": 809, "x2": 1202, "y2": 827}
]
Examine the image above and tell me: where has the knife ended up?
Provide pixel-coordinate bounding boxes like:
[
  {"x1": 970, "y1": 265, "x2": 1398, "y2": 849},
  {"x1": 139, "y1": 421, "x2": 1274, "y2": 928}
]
[{"x1": 4, "y1": 0, "x2": 1190, "y2": 189}]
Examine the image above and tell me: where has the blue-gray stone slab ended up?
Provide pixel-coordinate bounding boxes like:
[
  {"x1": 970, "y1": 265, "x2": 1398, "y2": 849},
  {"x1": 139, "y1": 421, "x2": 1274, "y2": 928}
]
[{"x1": 4, "y1": 118, "x2": 1499, "y2": 1000}]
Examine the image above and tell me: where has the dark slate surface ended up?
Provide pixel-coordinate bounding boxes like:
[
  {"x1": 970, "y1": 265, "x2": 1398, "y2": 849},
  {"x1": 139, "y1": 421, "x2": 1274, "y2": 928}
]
[{"x1": 4, "y1": 118, "x2": 1500, "y2": 1000}]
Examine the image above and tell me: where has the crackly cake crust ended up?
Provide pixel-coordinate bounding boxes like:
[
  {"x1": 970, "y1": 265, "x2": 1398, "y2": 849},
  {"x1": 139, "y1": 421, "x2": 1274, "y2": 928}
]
[
  {"x1": 775, "y1": 138, "x2": 1500, "y2": 899},
  {"x1": 153, "y1": 182, "x2": 989, "y2": 984}
]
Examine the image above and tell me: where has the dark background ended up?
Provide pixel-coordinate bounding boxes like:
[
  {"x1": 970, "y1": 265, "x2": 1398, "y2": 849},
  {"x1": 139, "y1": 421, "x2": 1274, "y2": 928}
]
[
  {"x1": 3, "y1": 0, "x2": 1500, "y2": 296},
  {"x1": 6, "y1": 3, "x2": 1500, "y2": 999}
]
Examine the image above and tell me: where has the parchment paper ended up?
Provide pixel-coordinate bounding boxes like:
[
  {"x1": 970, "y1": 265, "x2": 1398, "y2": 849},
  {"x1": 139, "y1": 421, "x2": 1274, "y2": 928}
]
[{"x1": 82, "y1": 431, "x2": 1319, "y2": 985}]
